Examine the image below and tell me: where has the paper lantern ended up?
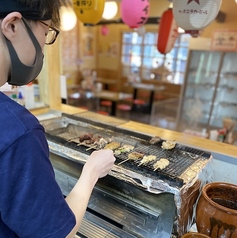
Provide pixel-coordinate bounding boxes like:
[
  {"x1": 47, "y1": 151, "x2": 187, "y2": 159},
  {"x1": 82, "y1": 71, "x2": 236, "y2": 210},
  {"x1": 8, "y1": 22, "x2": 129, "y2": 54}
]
[
  {"x1": 60, "y1": 6, "x2": 77, "y2": 31},
  {"x1": 102, "y1": 1, "x2": 118, "y2": 20},
  {"x1": 73, "y1": 0, "x2": 105, "y2": 25},
  {"x1": 157, "y1": 8, "x2": 179, "y2": 54},
  {"x1": 172, "y1": 0, "x2": 222, "y2": 37},
  {"x1": 101, "y1": 25, "x2": 109, "y2": 36},
  {"x1": 121, "y1": 0, "x2": 150, "y2": 29}
]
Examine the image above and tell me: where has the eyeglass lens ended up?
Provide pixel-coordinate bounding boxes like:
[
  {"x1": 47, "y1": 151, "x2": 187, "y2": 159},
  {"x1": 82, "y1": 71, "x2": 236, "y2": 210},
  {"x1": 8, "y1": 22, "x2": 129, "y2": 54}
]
[{"x1": 46, "y1": 30, "x2": 57, "y2": 45}]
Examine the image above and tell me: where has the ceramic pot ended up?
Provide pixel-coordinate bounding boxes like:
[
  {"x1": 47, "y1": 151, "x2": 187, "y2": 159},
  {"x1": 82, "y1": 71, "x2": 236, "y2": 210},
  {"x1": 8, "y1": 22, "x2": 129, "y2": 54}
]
[
  {"x1": 182, "y1": 232, "x2": 211, "y2": 238},
  {"x1": 196, "y1": 182, "x2": 237, "y2": 238}
]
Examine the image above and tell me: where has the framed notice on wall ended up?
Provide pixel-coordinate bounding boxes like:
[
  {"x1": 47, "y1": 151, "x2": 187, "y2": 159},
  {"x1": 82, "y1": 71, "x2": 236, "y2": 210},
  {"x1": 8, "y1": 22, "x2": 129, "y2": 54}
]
[{"x1": 211, "y1": 30, "x2": 237, "y2": 51}]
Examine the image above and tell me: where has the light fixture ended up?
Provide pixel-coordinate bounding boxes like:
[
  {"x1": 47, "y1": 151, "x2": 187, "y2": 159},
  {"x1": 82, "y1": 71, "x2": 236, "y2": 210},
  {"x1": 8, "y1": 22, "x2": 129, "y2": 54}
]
[
  {"x1": 102, "y1": 1, "x2": 118, "y2": 20},
  {"x1": 60, "y1": 6, "x2": 77, "y2": 31},
  {"x1": 178, "y1": 27, "x2": 185, "y2": 33}
]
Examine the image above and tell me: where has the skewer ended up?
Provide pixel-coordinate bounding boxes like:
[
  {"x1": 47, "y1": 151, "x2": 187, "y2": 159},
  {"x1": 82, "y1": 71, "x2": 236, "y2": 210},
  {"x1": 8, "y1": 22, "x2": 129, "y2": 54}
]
[
  {"x1": 86, "y1": 145, "x2": 97, "y2": 151},
  {"x1": 68, "y1": 136, "x2": 80, "y2": 142},
  {"x1": 118, "y1": 158, "x2": 130, "y2": 165},
  {"x1": 77, "y1": 142, "x2": 85, "y2": 146}
]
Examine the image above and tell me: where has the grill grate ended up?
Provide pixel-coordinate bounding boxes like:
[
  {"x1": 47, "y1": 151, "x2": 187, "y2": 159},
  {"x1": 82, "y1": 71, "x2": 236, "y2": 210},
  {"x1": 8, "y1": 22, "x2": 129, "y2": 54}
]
[{"x1": 44, "y1": 115, "x2": 211, "y2": 188}]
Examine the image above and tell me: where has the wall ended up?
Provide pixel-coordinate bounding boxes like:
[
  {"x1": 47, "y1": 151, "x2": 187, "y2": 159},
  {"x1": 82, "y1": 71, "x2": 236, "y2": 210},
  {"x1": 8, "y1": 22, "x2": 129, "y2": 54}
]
[
  {"x1": 95, "y1": 0, "x2": 237, "y2": 70},
  {"x1": 59, "y1": 0, "x2": 237, "y2": 87}
]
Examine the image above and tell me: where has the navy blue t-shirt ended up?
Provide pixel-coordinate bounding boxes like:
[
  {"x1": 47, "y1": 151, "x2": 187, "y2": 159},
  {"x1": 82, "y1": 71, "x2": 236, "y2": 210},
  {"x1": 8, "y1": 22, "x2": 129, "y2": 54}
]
[{"x1": 0, "y1": 92, "x2": 76, "y2": 237}]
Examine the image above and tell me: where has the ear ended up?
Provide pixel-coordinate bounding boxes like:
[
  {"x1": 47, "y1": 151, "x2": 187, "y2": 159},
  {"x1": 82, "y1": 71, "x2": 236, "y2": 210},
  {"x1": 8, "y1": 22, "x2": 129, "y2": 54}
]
[{"x1": 1, "y1": 12, "x2": 22, "y2": 41}]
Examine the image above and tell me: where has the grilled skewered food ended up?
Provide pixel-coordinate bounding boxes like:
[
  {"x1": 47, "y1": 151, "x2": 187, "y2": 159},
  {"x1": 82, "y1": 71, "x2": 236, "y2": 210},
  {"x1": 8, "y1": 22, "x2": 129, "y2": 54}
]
[
  {"x1": 149, "y1": 136, "x2": 161, "y2": 145},
  {"x1": 138, "y1": 155, "x2": 157, "y2": 166},
  {"x1": 78, "y1": 133, "x2": 93, "y2": 142},
  {"x1": 153, "y1": 158, "x2": 169, "y2": 171},
  {"x1": 118, "y1": 151, "x2": 144, "y2": 165},
  {"x1": 104, "y1": 141, "x2": 121, "y2": 150},
  {"x1": 128, "y1": 151, "x2": 144, "y2": 161},
  {"x1": 114, "y1": 144, "x2": 134, "y2": 155},
  {"x1": 161, "y1": 140, "x2": 176, "y2": 150}
]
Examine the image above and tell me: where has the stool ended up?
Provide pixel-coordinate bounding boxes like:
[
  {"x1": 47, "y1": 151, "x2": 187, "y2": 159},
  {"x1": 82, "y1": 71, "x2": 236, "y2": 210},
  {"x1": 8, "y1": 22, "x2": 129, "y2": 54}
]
[
  {"x1": 133, "y1": 99, "x2": 146, "y2": 105},
  {"x1": 139, "y1": 91, "x2": 150, "y2": 100},
  {"x1": 132, "y1": 99, "x2": 146, "y2": 115},
  {"x1": 100, "y1": 100, "x2": 112, "y2": 114},
  {"x1": 116, "y1": 104, "x2": 132, "y2": 119},
  {"x1": 100, "y1": 100, "x2": 112, "y2": 107}
]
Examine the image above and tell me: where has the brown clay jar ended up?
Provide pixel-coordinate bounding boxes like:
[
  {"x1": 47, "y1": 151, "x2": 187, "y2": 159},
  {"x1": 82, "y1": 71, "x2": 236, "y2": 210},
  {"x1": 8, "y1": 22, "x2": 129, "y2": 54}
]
[
  {"x1": 196, "y1": 182, "x2": 237, "y2": 238},
  {"x1": 182, "y1": 232, "x2": 211, "y2": 238}
]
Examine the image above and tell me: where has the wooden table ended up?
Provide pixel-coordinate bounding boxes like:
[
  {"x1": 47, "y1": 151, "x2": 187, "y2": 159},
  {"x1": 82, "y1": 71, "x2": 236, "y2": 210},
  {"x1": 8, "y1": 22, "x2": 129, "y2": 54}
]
[
  {"x1": 94, "y1": 90, "x2": 132, "y2": 116},
  {"x1": 126, "y1": 83, "x2": 165, "y2": 114},
  {"x1": 95, "y1": 78, "x2": 117, "y2": 90}
]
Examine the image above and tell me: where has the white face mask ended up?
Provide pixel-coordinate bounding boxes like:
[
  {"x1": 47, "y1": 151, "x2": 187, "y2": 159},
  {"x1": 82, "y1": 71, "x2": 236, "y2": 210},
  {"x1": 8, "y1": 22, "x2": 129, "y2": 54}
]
[{"x1": 5, "y1": 18, "x2": 44, "y2": 86}]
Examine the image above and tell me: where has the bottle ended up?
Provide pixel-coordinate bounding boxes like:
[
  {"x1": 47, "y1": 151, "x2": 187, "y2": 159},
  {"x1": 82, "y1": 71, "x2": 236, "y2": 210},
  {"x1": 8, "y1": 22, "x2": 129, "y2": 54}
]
[
  {"x1": 17, "y1": 92, "x2": 25, "y2": 106},
  {"x1": 24, "y1": 83, "x2": 35, "y2": 109},
  {"x1": 11, "y1": 93, "x2": 18, "y2": 102}
]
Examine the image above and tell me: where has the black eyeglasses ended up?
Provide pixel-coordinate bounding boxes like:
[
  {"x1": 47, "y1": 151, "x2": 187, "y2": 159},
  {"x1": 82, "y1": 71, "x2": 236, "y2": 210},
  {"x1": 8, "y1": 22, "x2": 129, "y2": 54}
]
[{"x1": 39, "y1": 21, "x2": 60, "y2": 45}]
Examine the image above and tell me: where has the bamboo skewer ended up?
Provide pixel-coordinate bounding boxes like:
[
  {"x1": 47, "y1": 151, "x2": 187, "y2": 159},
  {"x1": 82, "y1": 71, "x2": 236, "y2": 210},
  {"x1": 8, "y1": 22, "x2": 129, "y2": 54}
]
[
  {"x1": 118, "y1": 158, "x2": 130, "y2": 165},
  {"x1": 86, "y1": 145, "x2": 97, "y2": 151}
]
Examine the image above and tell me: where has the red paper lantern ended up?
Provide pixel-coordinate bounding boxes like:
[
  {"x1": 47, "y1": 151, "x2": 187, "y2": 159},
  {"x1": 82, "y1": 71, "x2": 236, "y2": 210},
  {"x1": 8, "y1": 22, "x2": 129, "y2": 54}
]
[
  {"x1": 121, "y1": 0, "x2": 150, "y2": 29},
  {"x1": 172, "y1": 0, "x2": 222, "y2": 37},
  {"x1": 157, "y1": 8, "x2": 179, "y2": 55}
]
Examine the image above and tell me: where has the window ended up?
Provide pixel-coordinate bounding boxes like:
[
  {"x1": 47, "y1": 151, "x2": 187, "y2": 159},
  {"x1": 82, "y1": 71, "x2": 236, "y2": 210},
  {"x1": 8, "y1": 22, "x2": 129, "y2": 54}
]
[{"x1": 121, "y1": 31, "x2": 191, "y2": 84}]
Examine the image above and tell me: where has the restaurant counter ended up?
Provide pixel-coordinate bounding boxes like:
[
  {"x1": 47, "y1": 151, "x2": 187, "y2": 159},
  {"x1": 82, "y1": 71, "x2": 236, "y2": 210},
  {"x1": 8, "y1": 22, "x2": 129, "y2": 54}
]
[
  {"x1": 31, "y1": 104, "x2": 237, "y2": 236},
  {"x1": 31, "y1": 104, "x2": 237, "y2": 159}
]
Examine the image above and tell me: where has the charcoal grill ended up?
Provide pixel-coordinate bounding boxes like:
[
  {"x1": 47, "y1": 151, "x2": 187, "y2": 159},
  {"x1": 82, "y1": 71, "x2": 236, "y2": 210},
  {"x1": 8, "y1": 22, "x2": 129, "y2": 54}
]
[{"x1": 40, "y1": 113, "x2": 212, "y2": 237}]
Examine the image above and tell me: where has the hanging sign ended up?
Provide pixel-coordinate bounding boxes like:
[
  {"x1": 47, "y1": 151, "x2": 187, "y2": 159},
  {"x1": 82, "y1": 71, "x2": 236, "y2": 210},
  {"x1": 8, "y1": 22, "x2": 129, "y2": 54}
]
[
  {"x1": 73, "y1": 0, "x2": 105, "y2": 25},
  {"x1": 121, "y1": 0, "x2": 150, "y2": 29},
  {"x1": 157, "y1": 8, "x2": 179, "y2": 54},
  {"x1": 172, "y1": 0, "x2": 222, "y2": 37}
]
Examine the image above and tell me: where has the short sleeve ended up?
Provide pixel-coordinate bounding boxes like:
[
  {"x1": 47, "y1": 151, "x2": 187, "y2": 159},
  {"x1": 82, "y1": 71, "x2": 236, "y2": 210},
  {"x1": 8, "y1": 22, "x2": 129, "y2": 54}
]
[{"x1": 0, "y1": 128, "x2": 76, "y2": 238}]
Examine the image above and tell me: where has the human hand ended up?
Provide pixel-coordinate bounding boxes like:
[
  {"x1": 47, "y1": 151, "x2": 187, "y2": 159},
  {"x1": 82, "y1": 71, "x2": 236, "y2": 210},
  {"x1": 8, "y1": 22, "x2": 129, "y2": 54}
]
[{"x1": 83, "y1": 149, "x2": 116, "y2": 180}]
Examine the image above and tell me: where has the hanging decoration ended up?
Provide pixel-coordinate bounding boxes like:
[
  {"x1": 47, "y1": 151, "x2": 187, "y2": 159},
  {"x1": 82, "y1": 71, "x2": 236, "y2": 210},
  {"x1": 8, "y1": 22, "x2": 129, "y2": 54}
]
[
  {"x1": 101, "y1": 25, "x2": 109, "y2": 36},
  {"x1": 73, "y1": 0, "x2": 105, "y2": 25},
  {"x1": 102, "y1": 1, "x2": 118, "y2": 20},
  {"x1": 172, "y1": 0, "x2": 222, "y2": 37},
  {"x1": 59, "y1": 6, "x2": 77, "y2": 31},
  {"x1": 136, "y1": 25, "x2": 146, "y2": 36},
  {"x1": 157, "y1": 8, "x2": 179, "y2": 54},
  {"x1": 121, "y1": 0, "x2": 150, "y2": 29}
]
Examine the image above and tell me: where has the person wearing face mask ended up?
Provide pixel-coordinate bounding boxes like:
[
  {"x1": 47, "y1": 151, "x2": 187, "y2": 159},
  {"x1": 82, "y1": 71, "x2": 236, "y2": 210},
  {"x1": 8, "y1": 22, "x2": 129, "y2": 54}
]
[{"x1": 0, "y1": 1, "x2": 116, "y2": 237}]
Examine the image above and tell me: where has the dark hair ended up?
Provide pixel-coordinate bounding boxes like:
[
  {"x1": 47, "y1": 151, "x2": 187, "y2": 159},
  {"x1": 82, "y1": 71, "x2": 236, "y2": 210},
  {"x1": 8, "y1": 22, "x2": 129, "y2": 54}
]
[{"x1": 0, "y1": 0, "x2": 71, "y2": 27}]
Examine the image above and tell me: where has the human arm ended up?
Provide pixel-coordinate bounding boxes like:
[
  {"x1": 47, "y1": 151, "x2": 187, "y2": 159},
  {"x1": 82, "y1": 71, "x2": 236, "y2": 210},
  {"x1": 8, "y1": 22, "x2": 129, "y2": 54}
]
[{"x1": 65, "y1": 149, "x2": 116, "y2": 238}]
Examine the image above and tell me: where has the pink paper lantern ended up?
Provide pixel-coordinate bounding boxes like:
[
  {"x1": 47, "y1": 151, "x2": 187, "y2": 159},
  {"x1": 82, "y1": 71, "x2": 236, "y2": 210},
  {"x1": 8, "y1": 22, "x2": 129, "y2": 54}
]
[
  {"x1": 121, "y1": 0, "x2": 150, "y2": 29},
  {"x1": 157, "y1": 9, "x2": 179, "y2": 54},
  {"x1": 101, "y1": 25, "x2": 109, "y2": 36},
  {"x1": 172, "y1": 0, "x2": 222, "y2": 37}
]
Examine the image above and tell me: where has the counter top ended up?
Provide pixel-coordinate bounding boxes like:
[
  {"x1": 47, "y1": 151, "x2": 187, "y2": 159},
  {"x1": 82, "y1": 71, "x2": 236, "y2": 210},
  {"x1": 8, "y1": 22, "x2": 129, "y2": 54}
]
[
  {"x1": 119, "y1": 121, "x2": 237, "y2": 158},
  {"x1": 32, "y1": 104, "x2": 237, "y2": 159}
]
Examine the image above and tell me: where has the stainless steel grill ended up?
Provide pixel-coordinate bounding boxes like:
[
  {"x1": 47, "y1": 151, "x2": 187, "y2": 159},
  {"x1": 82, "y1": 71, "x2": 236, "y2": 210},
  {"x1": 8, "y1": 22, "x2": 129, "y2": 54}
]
[{"x1": 41, "y1": 113, "x2": 212, "y2": 237}]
